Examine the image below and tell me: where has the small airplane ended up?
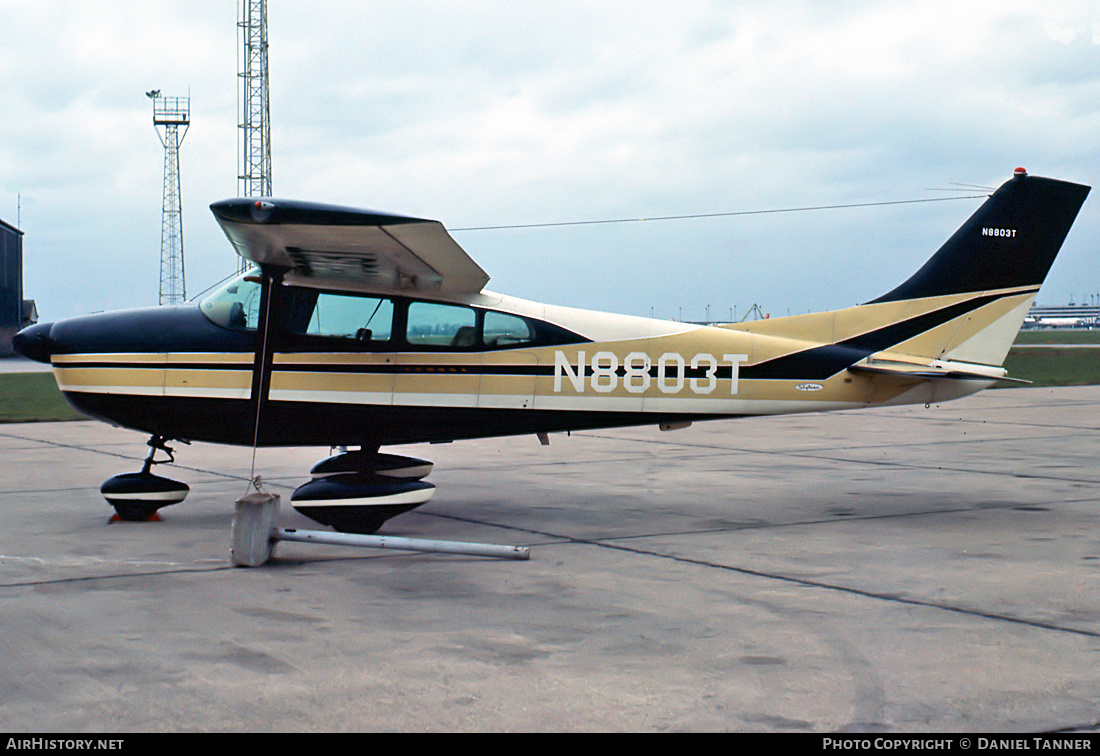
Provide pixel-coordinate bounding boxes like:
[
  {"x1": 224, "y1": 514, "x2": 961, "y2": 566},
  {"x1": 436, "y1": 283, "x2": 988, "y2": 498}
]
[{"x1": 13, "y1": 167, "x2": 1090, "y2": 533}]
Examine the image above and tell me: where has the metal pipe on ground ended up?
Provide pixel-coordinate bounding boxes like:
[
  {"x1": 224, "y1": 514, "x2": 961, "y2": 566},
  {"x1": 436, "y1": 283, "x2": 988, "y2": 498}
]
[{"x1": 230, "y1": 491, "x2": 530, "y2": 566}]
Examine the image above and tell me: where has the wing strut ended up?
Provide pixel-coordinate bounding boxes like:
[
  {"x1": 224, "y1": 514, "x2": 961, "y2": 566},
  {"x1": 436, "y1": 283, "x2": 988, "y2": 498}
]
[
  {"x1": 230, "y1": 263, "x2": 286, "y2": 566},
  {"x1": 227, "y1": 264, "x2": 532, "y2": 566},
  {"x1": 246, "y1": 264, "x2": 287, "y2": 486}
]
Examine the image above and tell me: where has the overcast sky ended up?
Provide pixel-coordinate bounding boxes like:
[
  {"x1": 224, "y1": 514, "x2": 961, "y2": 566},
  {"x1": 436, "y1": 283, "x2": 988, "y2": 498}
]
[{"x1": 2, "y1": 1, "x2": 1097, "y2": 323}]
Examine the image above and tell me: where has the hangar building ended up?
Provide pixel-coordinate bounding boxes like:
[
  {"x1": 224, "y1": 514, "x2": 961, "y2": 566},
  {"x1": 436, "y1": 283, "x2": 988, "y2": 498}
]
[{"x1": 1, "y1": 217, "x2": 35, "y2": 356}]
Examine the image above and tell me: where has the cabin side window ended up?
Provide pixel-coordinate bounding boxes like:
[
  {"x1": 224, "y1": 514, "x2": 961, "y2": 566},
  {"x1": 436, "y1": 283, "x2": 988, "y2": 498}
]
[
  {"x1": 298, "y1": 291, "x2": 394, "y2": 342},
  {"x1": 200, "y1": 275, "x2": 591, "y2": 350},
  {"x1": 483, "y1": 311, "x2": 533, "y2": 347},
  {"x1": 406, "y1": 302, "x2": 477, "y2": 347}
]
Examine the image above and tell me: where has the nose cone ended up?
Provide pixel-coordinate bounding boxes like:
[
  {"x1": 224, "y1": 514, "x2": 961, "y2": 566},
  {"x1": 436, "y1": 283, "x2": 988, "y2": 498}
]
[{"x1": 12, "y1": 321, "x2": 55, "y2": 364}]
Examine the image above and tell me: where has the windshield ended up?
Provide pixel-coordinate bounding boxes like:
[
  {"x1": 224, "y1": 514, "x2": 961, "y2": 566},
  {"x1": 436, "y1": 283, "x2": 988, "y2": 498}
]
[{"x1": 198, "y1": 271, "x2": 263, "y2": 330}]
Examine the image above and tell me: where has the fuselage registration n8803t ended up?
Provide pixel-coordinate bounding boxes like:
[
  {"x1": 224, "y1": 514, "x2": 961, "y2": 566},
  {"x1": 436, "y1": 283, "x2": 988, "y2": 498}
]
[{"x1": 13, "y1": 168, "x2": 1090, "y2": 532}]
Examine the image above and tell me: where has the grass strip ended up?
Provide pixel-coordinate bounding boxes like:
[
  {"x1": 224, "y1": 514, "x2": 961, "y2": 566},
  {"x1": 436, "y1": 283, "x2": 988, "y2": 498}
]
[{"x1": 0, "y1": 372, "x2": 87, "y2": 423}]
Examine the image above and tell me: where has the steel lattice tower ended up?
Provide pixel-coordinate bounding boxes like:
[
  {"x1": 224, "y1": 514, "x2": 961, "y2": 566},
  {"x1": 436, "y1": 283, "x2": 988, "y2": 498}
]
[
  {"x1": 150, "y1": 92, "x2": 190, "y2": 305},
  {"x1": 239, "y1": 1, "x2": 272, "y2": 193},
  {"x1": 238, "y1": 0, "x2": 273, "y2": 273}
]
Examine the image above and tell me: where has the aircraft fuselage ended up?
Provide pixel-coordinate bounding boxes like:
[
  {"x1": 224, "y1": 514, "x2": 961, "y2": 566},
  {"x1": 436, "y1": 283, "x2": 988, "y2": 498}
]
[{"x1": 16, "y1": 281, "x2": 995, "y2": 449}]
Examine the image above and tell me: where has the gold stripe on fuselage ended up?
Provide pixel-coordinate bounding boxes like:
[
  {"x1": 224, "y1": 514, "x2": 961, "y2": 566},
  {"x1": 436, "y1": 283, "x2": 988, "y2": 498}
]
[
  {"x1": 50, "y1": 286, "x2": 1024, "y2": 414},
  {"x1": 165, "y1": 352, "x2": 253, "y2": 398},
  {"x1": 46, "y1": 342, "x2": 902, "y2": 414},
  {"x1": 53, "y1": 352, "x2": 252, "y2": 398},
  {"x1": 53, "y1": 353, "x2": 168, "y2": 396},
  {"x1": 270, "y1": 352, "x2": 395, "y2": 406},
  {"x1": 726, "y1": 285, "x2": 1037, "y2": 362}
]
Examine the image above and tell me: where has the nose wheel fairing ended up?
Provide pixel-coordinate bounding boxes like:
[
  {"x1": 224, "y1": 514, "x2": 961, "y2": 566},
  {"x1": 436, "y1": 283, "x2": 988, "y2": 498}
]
[
  {"x1": 100, "y1": 436, "x2": 190, "y2": 522},
  {"x1": 101, "y1": 471, "x2": 189, "y2": 521}
]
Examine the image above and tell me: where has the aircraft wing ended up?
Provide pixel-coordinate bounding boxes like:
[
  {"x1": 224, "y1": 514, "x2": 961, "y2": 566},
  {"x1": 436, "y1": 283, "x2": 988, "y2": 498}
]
[{"x1": 210, "y1": 198, "x2": 489, "y2": 295}]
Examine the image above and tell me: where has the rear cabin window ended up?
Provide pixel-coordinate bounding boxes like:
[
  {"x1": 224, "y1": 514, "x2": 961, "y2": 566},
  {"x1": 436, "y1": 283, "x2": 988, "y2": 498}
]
[
  {"x1": 483, "y1": 311, "x2": 533, "y2": 347},
  {"x1": 406, "y1": 302, "x2": 477, "y2": 347}
]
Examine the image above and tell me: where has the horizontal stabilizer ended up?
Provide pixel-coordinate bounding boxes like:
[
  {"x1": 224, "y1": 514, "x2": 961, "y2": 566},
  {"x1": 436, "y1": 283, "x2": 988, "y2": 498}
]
[{"x1": 848, "y1": 358, "x2": 1030, "y2": 384}]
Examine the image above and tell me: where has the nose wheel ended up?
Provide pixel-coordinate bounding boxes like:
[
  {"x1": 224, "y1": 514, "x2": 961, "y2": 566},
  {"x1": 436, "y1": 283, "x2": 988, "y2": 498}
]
[{"x1": 101, "y1": 436, "x2": 190, "y2": 522}]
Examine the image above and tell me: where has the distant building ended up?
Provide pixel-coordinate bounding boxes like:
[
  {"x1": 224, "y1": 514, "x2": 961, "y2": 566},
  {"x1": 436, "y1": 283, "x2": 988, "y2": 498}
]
[
  {"x1": 1023, "y1": 302, "x2": 1099, "y2": 330},
  {"x1": 1, "y1": 217, "x2": 34, "y2": 355}
]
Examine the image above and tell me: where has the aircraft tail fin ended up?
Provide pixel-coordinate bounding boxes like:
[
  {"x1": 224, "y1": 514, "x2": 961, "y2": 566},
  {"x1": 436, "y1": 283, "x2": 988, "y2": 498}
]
[
  {"x1": 868, "y1": 169, "x2": 1090, "y2": 306},
  {"x1": 728, "y1": 169, "x2": 1089, "y2": 378},
  {"x1": 857, "y1": 169, "x2": 1090, "y2": 368}
]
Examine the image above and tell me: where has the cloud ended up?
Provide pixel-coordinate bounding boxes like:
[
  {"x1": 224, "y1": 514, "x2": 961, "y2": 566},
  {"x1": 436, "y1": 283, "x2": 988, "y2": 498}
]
[{"x1": 2, "y1": 1, "x2": 1097, "y2": 320}]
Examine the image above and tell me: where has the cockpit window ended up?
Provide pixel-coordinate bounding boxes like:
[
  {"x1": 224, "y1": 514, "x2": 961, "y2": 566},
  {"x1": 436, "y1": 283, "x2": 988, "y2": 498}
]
[{"x1": 199, "y1": 271, "x2": 263, "y2": 330}]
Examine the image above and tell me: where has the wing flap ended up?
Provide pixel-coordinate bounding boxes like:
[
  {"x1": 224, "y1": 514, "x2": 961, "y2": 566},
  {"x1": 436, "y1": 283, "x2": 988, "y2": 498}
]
[{"x1": 210, "y1": 198, "x2": 489, "y2": 295}]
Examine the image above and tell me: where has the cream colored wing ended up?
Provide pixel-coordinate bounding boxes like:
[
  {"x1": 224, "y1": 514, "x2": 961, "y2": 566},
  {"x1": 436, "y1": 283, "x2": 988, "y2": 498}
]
[{"x1": 210, "y1": 198, "x2": 489, "y2": 295}]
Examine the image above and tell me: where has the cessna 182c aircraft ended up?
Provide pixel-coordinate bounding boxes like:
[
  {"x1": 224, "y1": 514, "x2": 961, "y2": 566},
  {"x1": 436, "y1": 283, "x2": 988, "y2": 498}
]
[{"x1": 12, "y1": 168, "x2": 1091, "y2": 533}]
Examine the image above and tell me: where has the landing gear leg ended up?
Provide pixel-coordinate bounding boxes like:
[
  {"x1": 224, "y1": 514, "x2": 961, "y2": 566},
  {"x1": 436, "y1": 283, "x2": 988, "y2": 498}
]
[{"x1": 101, "y1": 435, "x2": 191, "y2": 522}]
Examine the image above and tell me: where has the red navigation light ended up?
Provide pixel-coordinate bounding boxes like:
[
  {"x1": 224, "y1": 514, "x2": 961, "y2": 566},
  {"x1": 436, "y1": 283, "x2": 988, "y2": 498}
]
[
  {"x1": 249, "y1": 199, "x2": 275, "y2": 221},
  {"x1": 1014, "y1": 167, "x2": 1028, "y2": 177}
]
